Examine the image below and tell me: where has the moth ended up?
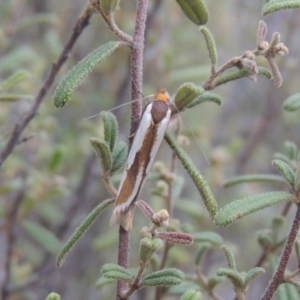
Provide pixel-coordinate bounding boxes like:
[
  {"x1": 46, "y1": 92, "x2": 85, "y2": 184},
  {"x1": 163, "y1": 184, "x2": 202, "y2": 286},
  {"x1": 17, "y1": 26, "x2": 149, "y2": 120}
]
[{"x1": 110, "y1": 89, "x2": 172, "y2": 231}]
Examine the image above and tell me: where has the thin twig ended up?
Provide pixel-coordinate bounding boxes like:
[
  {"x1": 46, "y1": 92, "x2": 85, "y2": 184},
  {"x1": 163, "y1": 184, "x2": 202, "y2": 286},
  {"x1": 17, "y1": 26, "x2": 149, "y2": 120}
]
[
  {"x1": 121, "y1": 262, "x2": 148, "y2": 298},
  {"x1": 0, "y1": 5, "x2": 93, "y2": 169},
  {"x1": 261, "y1": 204, "x2": 300, "y2": 300},
  {"x1": 195, "y1": 267, "x2": 221, "y2": 300},
  {"x1": 116, "y1": 1, "x2": 148, "y2": 299},
  {"x1": 90, "y1": 0, "x2": 133, "y2": 43}
]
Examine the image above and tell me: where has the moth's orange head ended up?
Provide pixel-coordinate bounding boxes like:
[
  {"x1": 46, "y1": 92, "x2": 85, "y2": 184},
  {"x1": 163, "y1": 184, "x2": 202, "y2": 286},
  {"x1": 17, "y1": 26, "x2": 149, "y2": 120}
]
[{"x1": 155, "y1": 88, "x2": 170, "y2": 103}]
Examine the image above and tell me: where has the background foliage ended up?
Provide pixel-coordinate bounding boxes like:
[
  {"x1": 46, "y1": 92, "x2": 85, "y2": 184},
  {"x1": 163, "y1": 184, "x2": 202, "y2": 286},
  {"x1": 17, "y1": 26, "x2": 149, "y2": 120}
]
[{"x1": 0, "y1": 1, "x2": 300, "y2": 299}]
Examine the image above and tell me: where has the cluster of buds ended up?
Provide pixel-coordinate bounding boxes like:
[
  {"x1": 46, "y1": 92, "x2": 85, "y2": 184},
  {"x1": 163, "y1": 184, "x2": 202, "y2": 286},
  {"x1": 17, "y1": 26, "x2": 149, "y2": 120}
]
[
  {"x1": 136, "y1": 200, "x2": 193, "y2": 245},
  {"x1": 237, "y1": 20, "x2": 289, "y2": 87}
]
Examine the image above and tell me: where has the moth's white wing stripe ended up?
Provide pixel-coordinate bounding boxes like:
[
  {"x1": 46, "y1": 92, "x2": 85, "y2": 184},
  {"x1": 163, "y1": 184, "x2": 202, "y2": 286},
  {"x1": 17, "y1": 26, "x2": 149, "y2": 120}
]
[
  {"x1": 115, "y1": 103, "x2": 153, "y2": 194},
  {"x1": 126, "y1": 103, "x2": 153, "y2": 169},
  {"x1": 145, "y1": 108, "x2": 171, "y2": 174},
  {"x1": 113, "y1": 167, "x2": 144, "y2": 214}
]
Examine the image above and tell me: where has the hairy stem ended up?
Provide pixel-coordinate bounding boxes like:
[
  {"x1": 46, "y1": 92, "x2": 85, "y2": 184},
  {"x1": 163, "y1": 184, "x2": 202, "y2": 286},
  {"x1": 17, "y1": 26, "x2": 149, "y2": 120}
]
[
  {"x1": 116, "y1": 1, "x2": 148, "y2": 299},
  {"x1": 261, "y1": 204, "x2": 300, "y2": 300}
]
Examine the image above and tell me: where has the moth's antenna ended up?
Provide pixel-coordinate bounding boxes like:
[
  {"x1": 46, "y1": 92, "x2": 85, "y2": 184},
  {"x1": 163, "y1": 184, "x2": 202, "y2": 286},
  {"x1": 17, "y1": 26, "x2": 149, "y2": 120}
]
[
  {"x1": 169, "y1": 98, "x2": 210, "y2": 165},
  {"x1": 82, "y1": 94, "x2": 155, "y2": 121}
]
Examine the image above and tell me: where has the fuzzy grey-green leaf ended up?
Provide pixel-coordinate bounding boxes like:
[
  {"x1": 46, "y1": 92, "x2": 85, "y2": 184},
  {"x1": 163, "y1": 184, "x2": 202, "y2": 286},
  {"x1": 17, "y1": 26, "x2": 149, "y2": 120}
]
[
  {"x1": 187, "y1": 91, "x2": 222, "y2": 108},
  {"x1": 45, "y1": 293, "x2": 61, "y2": 300},
  {"x1": 102, "y1": 263, "x2": 132, "y2": 282},
  {"x1": 142, "y1": 268, "x2": 185, "y2": 287},
  {"x1": 214, "y1": 192, "x2": 295, "y2": 227},
  {"x1": 165, "y1": 132, "x2": 217, "y2": 218},
  {"x1": 283, "y1": 92, "x2": 300, "y2": 112},
  {"x1": 262, "y1": 1, "x2": 300, "y2": 16},
  {"x1": 223, "y1": 174, "x2": 286, "y2": 188},
  {"x1": 199, "y1": 26, "x2": 217, "y2": 65},
  {"x1": 56, "y1": 198, "x2": 114, "y2": 267},
  {"x1": 111, "y1": 141, "x2": 128, "y2": 173},
  {"x1": 174, "y1": 82, "x2": 204, "y2": 111},
  {"x1": 176, "y1": 0, "x2": 208, "y2": 25},
  {"x1": 54, "y1": 41, "x2": 121, "y2": 107},
  {"x1": 101, "y1": 111, "x2": 118, "y2": 152},
  {"x1": 195, "y1": 244, "x2": 210, "y2": 265},
  {"x1": 90, "y1": 138, "x2": 112, "y2": 172},
  {"x1": 221, "y1": 245, "x2": 237, "y2": 270},
  {"x1": 284, "y1": 141, "x2": 298, "y2": 160},
  {"x1": 244, "y1": 268, "x2": 265, "y2": 287},
  {"x1": 180, "y1": 289, "x2": 202, "y2": 300},
  {"x1": 215, "y1": 67, "x2": 271, "y2": 87},
  {"x1": 272, "y1": 159, "x2": 295, "y2": 187},
  {"x1": 216, "y1": 268, "x2": 244, "y2": 288},
  {"x1": 139, "y1": 238, "x2": 162, "y2": 263}
]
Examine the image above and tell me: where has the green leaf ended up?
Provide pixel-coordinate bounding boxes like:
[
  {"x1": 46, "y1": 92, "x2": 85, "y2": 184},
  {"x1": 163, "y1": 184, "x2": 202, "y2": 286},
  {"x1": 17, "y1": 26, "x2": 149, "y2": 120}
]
[
  {"x1": 216, "y1": 268, "x2": 244, "y2": 288},
  {"x1": 165, "y1": 132, "x2": 217, "y2": 218},
  {"x1": 272, "y1": 159, "x2": 295, "y2": 187},
  {"x1": 193, "y1": 231, "x2": 223, "y2": 246},
  {"x1": 142, "y1": 268, "x2": 185, "y2": 287},
  {"x1": 215, "y1": 67, "x2": 272, "y2": 87},
  {"x1": 214, "y1": 192, "x2": 295, "y2": 227},
  {"x1": 195, "y1": 244, "x2": 210, "y2": 265},
  {"x1": 174, "y1": 82, "x2": 205, "y2": 111},
  {"x1": 199, "y1": 26, "x2": 217, "y2": 65},
  {"x1": 1, "y1": 70, "x2": 31, "y2": 91},
  {"x1": 262, "y1": 1, "x2": 300, "y2": 16},
  {"x1": 102, "y1": 263, "x2": 132, "y2": 282},
  {"x1": 111, "y1": 141, "x2": 128, "y2": 173},
  {"x1": 90, "y1": 138, "x2": 112, "y2": 173},
  {"x1": 45, "y1": 292, "x2": 61, "y2": 300},
  {"x1": 139, "y1": 238, "x2": 162, "y2": 263},
  {"x1": 176, "y1": 0, "x2": 209, "y2": 25},
  {"x1": 283, "y1": 92, "x2": 300, "y2": 112},
  {"x1": 180, "y1": 289, "x2": 202, "y2": 300},
  {"x1": 56, "y1": 198, "x2": 114, "y2": 267},
  {"x1": 101, "y1": 111, "x2": 118, "y2": 152},
  {"x1": 95, "y1": 276, "x2": 115, "y2": 289},
  {"x1": 207, "y1": 276, "x2": 223, "y2": 289},
  {"x1": 54, "y1": 41, "x2": 122, "y2": 107},
  {"x1": 273, "y1": 152, "x2": 291, "y2": 164},
  {"x1": 23, "y1": 220, "x2": 61, "y2": 256},
  {"x1": 244, "y1": 267, "x2": 265, "y2": 286},
  {"x1": 187, "y1": 91, "x2": 222, "y2": 109},
  {"x1": 221, "y1": 245, "x2": 237, "y2": 270},
  {"x1": 284, "y1": 141, "x2": 298, "y2": 160},
  {"x1": 100, "y1": 0, "x2": 120, "y2": 15},
  {"x1": 223, "y1": 174, "x2": 286, "y2": 188},
  {"x1": 257, "y1": 230, "x2": 274, "y2": 249}
]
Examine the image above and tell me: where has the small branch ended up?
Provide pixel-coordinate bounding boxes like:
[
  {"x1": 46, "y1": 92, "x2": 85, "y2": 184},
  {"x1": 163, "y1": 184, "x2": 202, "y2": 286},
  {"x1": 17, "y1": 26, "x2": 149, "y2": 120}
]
[
  {"x1": 121, "y1": 262, "x2": 147, "y2": 299},
  {"x1": 129, "y1": 0, "x2": 148, "y2": 135},
  {"x1": 261, "y1": 204, "x2": 300, "y2": 300},
  {"x1": 195, "y1": 267, "x2": 221, "y2": 300},
  {"x1": 0, "y1": 5, "x2": 93, "y2": 169},
  {"x1": 116, "y1": 1, "x2": 148, "y2": 299},
  {"x1": 90, "y1": 0, "x2": 133, "y2": 43}
]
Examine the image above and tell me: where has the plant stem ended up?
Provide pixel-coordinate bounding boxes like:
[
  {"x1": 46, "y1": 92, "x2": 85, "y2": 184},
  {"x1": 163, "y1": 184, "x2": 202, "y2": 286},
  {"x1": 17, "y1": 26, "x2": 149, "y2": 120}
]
[
  {"x1": 261, "y1": 204, "x2": 300, "y2": 300},
  {"x1": 116, "y1": 1, "x2": 148, "y2": 299},
  {"x1": 0, "y1": 4, "x2": 93, "y2": 169}
]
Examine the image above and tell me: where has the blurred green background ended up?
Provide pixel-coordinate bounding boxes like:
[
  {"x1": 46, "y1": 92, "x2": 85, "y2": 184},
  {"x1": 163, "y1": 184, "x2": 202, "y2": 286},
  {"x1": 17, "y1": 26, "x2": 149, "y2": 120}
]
[{"x1": 0, "y1": 1, "x2": 299, "y2": 299}]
